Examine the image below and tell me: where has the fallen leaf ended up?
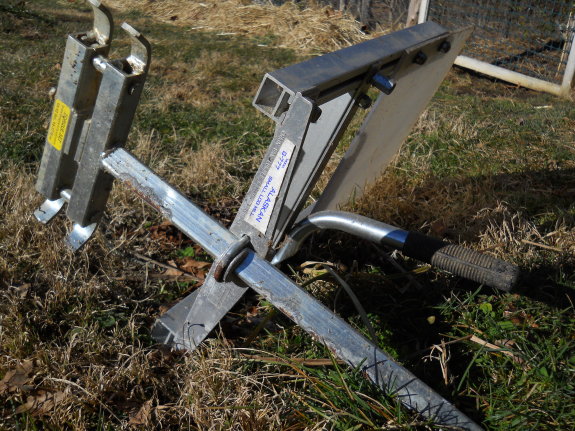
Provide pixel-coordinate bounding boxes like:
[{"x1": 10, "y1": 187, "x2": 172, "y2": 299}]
[
  {"x1": 299, "y1": 261, "x2": 336, "y2": 269},
  {"x1": 430, "y1": 220, "x2": 448, "y2": 237},
  {"x1": 179, "y1": 258, "x2": 211, "y2": 273},
  {"x1": 16, "y1": 390, "x2": 67, "y2": 416},
  {"x1": 149, "y1": 221, "x2": 188, "y2": 247},
  {"x1": 469, "y1": 335, "x2": 524, "y2": 364},
  {"x1": 495, "y1": 339, "x2": 516, "y2": 348},
  {"x1": 162, "y1": 260, "x2": 184, "y2": 277},
  {"x1": 299, "y1": 260, "x2": 347, "y2": 272},
  {"x1": 302, "y1": 268, "x2": 328, "y2": 276},
  {"x1": 129, "y1": 399, "x2": 153, "y2": 426},
  {"x1": 0, "y1": 360, "x2": 35, "y2": 394}
]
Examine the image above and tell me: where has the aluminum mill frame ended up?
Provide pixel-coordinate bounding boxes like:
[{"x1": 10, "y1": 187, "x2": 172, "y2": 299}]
[{"x1": 32, "y1": 2, "x2": 509, "y2": 428}]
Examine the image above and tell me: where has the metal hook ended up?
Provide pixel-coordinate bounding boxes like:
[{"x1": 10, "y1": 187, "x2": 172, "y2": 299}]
[
  {"x1": 86, "y1": 0, "x2": 114, "y2": 47},
  {"x1": 121, "y1": 22, "x2": 152, "y2": 74}
]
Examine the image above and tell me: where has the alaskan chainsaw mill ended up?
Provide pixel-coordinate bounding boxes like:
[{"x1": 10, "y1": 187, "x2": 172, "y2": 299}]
[{"x1": 34, "y1": 2, "x2": 520, "y2": 429}]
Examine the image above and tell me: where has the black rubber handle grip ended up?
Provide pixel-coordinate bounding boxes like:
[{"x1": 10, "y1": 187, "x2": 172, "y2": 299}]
[{"x1": 402, "y1": 232, "x2": 519, "y2": 291}]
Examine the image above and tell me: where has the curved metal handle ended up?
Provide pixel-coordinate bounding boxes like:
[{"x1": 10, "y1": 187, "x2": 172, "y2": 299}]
[
  {"x1": 86, "y1": 0, "x2": 114, "y2": 46},
  {"x1": 273, "y1": 210, "x2": 519, "y2": 291},
  {"x1": 121, "y1": 22, "x2": 152, "y2": 74},
  {"x1": 272, "y1": 211, "x2": 407, "y2": 265}
]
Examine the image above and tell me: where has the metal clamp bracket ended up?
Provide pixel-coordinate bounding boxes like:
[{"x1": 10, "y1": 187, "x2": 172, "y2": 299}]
[
  {"x1": 213, "y1": 235, "x2": 251, "y2": 282},
  {"x1": 34, "y1": 0, "x2": 151, "y2": 251},
  {"x1": 35, "y1": 0, "x2": 113, "y2": 213},
  {"x1": 65, "y1": 22, "x2": 151, "y2": 250}
]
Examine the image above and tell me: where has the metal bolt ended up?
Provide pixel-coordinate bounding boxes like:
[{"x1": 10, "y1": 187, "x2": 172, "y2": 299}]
[
  {"x1": 92, "y1": 55, "x2": 107, "y2": 73},
  {"x1": 128, "y1": 84, "x2": 139, "y2": 95},
  {"x1": 438, "y1": 41, "x2": 451, "y2": 53},
  {"x1": 357, "y1": 94, "x2": 373, "y2": 109},
  {"x1": 372, "y1": 73, "x2": 396, "y2": 95},
  {"x1": 413, "y1": 51, "x2": 427, "y2": 65}
]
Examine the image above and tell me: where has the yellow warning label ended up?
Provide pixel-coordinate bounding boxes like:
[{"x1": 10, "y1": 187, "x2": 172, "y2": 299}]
[{"x1": 47, "y1": 99, "x2": 71, "y2": 151}]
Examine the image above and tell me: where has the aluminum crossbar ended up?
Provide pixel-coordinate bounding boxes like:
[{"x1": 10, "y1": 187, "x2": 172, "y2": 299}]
[{"x1": 101, "y1": 147, "x2": 481, "y2": 431}]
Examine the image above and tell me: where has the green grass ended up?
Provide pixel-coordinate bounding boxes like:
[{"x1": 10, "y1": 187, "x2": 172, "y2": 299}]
[{"x1": 0, "y1": 1, "x2": 574, "y2": 430}]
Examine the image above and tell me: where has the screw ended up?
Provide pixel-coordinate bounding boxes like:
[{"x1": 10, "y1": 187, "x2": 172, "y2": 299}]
[
  {"x1": 413, "y1": 51, "x2": 427, "y2": 65},
  {"x1": 128, "y1": 83, "x2": 139, "y2": 95},
  {"x1": 438, "y1": 41, "x2": 451, "y2": 53},
  {"x1": 357, "y1": 94, "x2": 373, "y2": 109}
]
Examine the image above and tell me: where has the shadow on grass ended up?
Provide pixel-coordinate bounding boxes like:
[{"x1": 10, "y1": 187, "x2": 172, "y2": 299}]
[{"x1": 268, "y1": 165, "x2": 573, "y2": 422}]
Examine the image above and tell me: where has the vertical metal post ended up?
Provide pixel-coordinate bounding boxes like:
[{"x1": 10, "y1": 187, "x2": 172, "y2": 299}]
[{"x1": 560, "y1": 31, "x2": 575, "y2": 96}]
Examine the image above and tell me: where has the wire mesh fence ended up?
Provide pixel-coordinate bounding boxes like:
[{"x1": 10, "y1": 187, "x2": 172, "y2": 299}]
[
  {"x1": 426, "y1": 0, "x2": 575, "y2": 84},
  {"x1": 256, "y1": 1, "x2": 575, "y2": 87},
  {"x1": 259, "y1": 1, "x2": 411, "y2": 29}
]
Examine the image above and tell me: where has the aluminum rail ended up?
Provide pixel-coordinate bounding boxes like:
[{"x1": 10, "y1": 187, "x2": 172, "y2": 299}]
[
  {"x1": 101, "y1": 147, "x2": 482, "y2": 431},
  {"x1": 273, "y1": 211, "x2": 519, "y2": 291}
]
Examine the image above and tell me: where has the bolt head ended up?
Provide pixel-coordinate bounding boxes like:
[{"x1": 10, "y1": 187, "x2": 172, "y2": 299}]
[
  {"x1": 438, "y1": 41, "x2": 451, "y2": 53},
  {"x1": 413, "y1": 51, "x2": 427, "y2": 65},
  {"x1": 357, "y1": 94, "x2": 372, "y2": 109},
  {"x1": 372, "y1": 73, "x2": 396, "y2": 95}
]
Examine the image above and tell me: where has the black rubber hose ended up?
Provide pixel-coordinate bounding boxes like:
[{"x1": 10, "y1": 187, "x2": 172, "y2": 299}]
[{"x1": 402, "y1": 232, "x2": 519, "y2": 291}]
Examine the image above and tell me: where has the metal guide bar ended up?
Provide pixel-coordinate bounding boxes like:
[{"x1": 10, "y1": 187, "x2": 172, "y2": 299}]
[{"x1": 101, "y1": 147, "x2": 482, "y2": 431}]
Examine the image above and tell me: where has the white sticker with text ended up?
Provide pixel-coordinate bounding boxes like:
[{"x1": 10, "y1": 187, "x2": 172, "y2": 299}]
[{"x1": 245, "y1": 138, "x2": 296, "y2": 234}]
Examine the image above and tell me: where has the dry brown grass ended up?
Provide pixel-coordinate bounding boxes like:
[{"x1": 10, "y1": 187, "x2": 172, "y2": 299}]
[
  {"x1": 0, "y1": 161, "x2": 296, "y2": 429},
  {"x1": 127, "y1": 129, "x2": 244, "y2": 198},
  {"x1": 106, "y1": 0, "x2": 375, "y2": 52},
  {"x1": 150, "y1": 50, "x2": 272, "y2": 113},
  {"x1": 354, "y1": 165, "x2": 575, "y2": 265},
  {"x1": 350, "y1": 94, "x2": 575, "y2": 267}
]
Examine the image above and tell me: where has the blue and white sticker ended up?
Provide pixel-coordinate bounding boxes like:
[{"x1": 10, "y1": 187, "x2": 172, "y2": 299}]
[{"x1": 245, "y1": 138, "x2": 295, "y2": 234}]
